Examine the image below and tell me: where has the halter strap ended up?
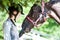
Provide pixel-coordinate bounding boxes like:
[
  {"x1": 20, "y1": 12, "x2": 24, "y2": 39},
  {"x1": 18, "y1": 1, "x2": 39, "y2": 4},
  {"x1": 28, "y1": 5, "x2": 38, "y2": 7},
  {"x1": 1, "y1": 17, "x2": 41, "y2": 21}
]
[
  {"x1": 41, "y1": 0, "x2": 46, "y2": 21},
  {"x1": 26, "y1": 14, "x2": 42, "y2": 27},
  {"x1": 26, "y1": 16, "x2": 38, "y2": 27},
  {"x1": 41, "y1": 0, "x2": 45, "y2": 15}
]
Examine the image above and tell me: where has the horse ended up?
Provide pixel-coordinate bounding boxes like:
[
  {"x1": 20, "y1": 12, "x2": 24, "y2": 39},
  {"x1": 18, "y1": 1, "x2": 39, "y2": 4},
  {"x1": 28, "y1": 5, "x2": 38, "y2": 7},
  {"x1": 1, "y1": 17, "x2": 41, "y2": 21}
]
[
  {"x1": 45, "y1": 0, "x2": 60, "y2": 24},
  {"x1": 19, "y1": 0, "x2": 60, "y2": 37},
  {"x1": 19, "y1": 4, "x2": 46, "y2": 37}
]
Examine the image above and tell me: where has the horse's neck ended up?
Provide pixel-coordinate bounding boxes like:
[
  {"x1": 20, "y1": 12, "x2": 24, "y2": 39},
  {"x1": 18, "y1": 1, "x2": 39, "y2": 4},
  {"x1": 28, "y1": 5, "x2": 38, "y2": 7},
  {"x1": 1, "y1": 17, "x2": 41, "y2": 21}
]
[{"x1": 52, "y1": 2, "x2": 60, "y2": 18}]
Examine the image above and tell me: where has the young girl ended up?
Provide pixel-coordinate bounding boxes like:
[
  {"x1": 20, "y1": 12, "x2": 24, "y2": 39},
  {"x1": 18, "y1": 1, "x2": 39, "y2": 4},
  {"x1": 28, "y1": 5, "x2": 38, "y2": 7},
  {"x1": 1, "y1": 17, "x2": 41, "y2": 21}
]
[{"x1": 3, "y1": 4, "x2": 24, "y2": 40}]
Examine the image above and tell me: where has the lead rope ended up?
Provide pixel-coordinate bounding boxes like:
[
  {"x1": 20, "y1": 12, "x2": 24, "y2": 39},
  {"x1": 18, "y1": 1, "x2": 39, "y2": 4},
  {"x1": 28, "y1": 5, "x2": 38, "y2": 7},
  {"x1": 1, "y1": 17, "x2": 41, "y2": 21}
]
[
  {"x1": 41, "y1": 0, "x2": 46, "y2": 22},
  {"x1": 41, "y1": 0, "x2": 45, "y2": 15}
]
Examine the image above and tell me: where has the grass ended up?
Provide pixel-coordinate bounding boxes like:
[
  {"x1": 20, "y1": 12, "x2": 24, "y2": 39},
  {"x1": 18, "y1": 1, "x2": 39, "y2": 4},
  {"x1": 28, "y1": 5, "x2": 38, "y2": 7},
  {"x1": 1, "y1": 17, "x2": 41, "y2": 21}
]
[{"x1": 33, "y1": 18, "x2": 60, "y2": 40}]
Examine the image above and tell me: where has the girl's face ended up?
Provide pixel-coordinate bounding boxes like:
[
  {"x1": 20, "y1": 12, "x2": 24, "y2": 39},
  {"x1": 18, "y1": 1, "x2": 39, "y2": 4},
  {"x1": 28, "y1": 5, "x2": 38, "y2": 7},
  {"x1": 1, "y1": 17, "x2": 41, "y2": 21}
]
[
  {"x1": 13, "y1": 11, "x2": 21, "y2": 21},
  {"x1": 13, "y1": 10, "x2": 17, "y2": 15}
]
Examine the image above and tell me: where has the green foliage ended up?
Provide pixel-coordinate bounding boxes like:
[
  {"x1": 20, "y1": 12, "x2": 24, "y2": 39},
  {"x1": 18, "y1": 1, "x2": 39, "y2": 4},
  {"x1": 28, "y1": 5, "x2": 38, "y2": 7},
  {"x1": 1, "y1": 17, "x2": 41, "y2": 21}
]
[
  {"x1": 0, "y1": 0, "x2": 50, "y2": 12},
  {"x1": 33, "y1": 18, "x2": 60, "y2": 40}
]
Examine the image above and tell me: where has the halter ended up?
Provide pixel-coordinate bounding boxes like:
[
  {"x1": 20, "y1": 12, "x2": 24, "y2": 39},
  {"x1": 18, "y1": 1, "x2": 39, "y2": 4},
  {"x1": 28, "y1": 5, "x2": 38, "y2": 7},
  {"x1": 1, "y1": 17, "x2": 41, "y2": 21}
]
[
  {"x1": 26, "y1": 0, "x2": 45, "y2": 27},
  {"x1": 26, "y1": 14, "x2": 43, "y2": 27}
]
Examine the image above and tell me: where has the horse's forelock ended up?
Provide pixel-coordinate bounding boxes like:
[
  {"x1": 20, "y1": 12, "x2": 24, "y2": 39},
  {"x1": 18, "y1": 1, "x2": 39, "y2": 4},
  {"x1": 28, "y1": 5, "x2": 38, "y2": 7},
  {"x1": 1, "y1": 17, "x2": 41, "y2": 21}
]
[
  {"x1": 32, "y1": 4, "x2": 42, "y2": 13},
  {"x1": 28, "y1": 4, "x2": 42, "y2": 18}
]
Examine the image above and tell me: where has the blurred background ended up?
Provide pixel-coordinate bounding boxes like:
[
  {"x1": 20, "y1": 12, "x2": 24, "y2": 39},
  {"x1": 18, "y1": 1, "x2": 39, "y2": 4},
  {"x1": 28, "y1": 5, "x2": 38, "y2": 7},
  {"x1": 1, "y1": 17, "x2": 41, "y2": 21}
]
[{"x1": 0, "y1": 0, "x2": 60, "y2": 40}]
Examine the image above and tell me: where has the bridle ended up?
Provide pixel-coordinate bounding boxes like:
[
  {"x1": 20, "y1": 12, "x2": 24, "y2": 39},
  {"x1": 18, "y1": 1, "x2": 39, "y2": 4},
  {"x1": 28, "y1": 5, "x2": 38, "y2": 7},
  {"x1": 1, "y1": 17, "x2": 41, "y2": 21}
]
[
  {"x1": 26, "y1": 14, "x2": 43, "y2": 27},
  {"x1": 26, "y1": 0, "x2": 46, "y2": 27}
]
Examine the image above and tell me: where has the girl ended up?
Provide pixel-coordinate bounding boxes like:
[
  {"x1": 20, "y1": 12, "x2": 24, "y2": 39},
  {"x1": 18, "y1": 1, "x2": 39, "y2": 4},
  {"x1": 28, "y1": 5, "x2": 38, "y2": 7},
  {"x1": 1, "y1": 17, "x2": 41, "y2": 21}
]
[{"x1": 3, "y1": 4, "x2": 24, "y2": 40}]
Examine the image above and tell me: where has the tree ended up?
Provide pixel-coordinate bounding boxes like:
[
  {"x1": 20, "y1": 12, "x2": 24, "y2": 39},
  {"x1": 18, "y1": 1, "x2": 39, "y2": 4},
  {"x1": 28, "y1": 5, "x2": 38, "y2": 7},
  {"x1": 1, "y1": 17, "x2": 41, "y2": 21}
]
[{"x1": 0, "y1": 0, "x2": 49, "y2": 12}]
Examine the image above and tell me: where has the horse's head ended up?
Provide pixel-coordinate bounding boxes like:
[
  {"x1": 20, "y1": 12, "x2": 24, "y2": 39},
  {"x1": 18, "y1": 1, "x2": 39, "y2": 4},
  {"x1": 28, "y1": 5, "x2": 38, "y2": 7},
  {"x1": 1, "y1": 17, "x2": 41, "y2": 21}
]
[
  {"x1": 19, "y1": 4, "x2": 47, "y2": 36},
  {"x1": 27, "y1": 4, "x2": 46, "y2": 24}
]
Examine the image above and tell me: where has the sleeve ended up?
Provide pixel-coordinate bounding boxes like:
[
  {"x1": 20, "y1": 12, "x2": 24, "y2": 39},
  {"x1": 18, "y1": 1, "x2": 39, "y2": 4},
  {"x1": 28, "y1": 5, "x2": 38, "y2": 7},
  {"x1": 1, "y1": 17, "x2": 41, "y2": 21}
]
[{"x1": 3, "y1": 22, "x2": 11, "y2": 40}]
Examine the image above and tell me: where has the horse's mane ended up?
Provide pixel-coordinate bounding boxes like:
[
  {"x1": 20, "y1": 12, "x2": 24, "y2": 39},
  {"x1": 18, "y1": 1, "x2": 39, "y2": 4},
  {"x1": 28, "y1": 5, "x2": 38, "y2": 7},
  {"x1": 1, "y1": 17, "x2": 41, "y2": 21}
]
[{"x1": 49, "y1": 0, "x2": 60, "y2": 5}]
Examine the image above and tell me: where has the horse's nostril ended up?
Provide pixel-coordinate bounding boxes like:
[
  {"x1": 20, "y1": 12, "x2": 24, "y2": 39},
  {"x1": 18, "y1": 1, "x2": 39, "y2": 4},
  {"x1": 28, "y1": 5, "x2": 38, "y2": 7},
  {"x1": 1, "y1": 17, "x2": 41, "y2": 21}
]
[{"x1": 25, "y1": 28, "x2": 30, "y2": 33}]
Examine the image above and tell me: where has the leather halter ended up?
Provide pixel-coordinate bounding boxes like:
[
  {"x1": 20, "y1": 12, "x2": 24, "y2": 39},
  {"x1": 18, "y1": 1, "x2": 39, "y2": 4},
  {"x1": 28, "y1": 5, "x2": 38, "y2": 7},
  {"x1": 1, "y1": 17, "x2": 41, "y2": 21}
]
[
  {"x1": 26, "y1": 16, "x2": 40, "y2": 27},
  {"x1": 26, "y1": 14, "x2": 43, "y2": 27}
]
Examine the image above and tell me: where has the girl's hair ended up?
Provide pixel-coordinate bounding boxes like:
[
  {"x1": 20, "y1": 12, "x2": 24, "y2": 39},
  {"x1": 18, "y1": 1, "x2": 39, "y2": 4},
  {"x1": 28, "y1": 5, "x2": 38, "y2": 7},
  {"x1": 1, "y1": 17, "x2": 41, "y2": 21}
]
[
  {"x1": 8, "y1": 6, "x2": 19, "y2": 17},
  {"x1": 8, "y1": 3, "x2": 24, "y2": 22}
]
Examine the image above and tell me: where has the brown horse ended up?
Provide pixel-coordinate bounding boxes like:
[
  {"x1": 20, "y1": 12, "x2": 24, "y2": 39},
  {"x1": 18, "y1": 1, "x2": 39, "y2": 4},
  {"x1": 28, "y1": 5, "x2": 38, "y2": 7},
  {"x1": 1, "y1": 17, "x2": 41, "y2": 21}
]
[
  {"x1": 19, "y1": 0, "x2": 60, "y2": 37},
  {"x1": 19, "y1": 4, "x2": 46, "y2": 37},
  {"x1": 45, "y1": 0, "x2": 60, "y2": 24}
]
